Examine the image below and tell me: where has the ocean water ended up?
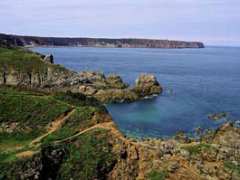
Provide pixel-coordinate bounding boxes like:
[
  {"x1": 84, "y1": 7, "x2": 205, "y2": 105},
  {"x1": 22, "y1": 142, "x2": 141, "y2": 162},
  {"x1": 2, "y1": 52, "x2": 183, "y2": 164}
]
[{"x1": 32, "y1": 47, "x2": 240, "y2": 138}]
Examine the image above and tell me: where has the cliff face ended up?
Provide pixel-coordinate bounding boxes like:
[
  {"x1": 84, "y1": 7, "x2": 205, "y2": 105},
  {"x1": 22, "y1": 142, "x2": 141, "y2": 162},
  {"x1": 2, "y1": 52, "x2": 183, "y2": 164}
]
[
  {"x1": 0, "y1": 33, "x2": 204, "y2": 48},
  {"x1": 0, "y1": 48, "x2": 75, "y2": 88}
]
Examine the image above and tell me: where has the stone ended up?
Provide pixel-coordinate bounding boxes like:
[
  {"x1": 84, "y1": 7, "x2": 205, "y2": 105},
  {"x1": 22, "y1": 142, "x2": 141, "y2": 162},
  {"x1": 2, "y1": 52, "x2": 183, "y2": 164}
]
[
  {"x1": 167, "y1": 161, "x2": 180, "y2": 173},
  {"x1": 133, "y1": 74, "x2": 162, "y2": 97},
  {"x1": 208, "y1": 112, "x2": 227, "y2": 121},
  {"x1": 79, "y1": 85, "x2": 97, "y2": 95},
  {"x1": 106, "y1": 74, "x2": 128, "y2": 89}
]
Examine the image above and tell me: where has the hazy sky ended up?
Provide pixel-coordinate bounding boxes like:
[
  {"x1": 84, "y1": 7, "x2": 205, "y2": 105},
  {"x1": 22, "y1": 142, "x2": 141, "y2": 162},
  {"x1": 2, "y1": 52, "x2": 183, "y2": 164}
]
[{"x1": 0, "y1": 0, "x2": 240, "y2": 46}]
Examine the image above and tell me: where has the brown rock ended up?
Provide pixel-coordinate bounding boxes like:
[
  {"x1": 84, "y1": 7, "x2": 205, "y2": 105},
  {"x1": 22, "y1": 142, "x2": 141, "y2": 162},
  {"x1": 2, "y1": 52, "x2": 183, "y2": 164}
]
[{"x1": 133, "y1": 74, "x2": 162, "y2": 97}]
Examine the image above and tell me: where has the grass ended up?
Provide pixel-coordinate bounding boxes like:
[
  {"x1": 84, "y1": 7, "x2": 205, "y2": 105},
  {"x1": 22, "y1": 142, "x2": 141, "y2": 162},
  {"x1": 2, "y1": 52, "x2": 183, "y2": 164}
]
[
  {"x1": 0, "y1": 47, "x2": 71, "y2": 84},
  {"x1": 147, "y1": 170, "x2": 168, "y2": 180},
  {"x1": 42, "y1": 91, "x2": 107, "y2": 144},
  {"x1": 182, "y1": 143, "x2": 213, "y2": 156},
  {"x1": 0, "y1": 87, "x2": 72, "y2": 154},
  {"x1": 58, "y1": 128, "x2": 116, "y2": 180},
  {"x1": 42, "y1": 106, "x2": 101, "y2": 144},
  {"x1": 53, "y1": 91, "x2": 105, "y2": 110},
  {"x1": 0, "y1": 90, "x2": 71, "y2": 126},
  {"x1": 0, "y1": 47, "x2": 47, "y2": 73},
  {"x1": 224, "y1": 161, "x2": 240, "y2": 176}
]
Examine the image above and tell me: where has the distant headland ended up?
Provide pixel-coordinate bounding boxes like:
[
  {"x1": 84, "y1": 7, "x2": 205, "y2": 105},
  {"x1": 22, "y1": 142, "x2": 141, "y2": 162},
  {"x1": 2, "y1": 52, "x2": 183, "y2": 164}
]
[{"x1": 0, "y1": 33, "x2": 204, "y2": 49}]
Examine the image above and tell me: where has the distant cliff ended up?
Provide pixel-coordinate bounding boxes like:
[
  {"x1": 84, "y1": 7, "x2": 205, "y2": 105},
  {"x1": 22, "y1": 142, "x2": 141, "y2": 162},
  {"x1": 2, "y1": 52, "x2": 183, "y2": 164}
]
[{"x1": 0, "y1": 33, "x2": 204, "y2": 49}]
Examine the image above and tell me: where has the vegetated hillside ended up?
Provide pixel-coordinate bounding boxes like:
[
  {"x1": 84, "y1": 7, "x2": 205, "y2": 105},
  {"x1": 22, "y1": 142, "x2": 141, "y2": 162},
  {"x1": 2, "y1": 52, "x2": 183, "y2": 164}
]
[
  {"x1": 0, "y1": 47, "x2": 74, "y2": 87},
  {"x1": 1, "y1": 46, "x2": 240, "y2": 180},
  {"x1": 1, "y1": 86, "x2": 240, "y2": 180},
  {"x1": 0, "y1": 47, "x2": 163, "y2": 103},
  {"x1": 0, "y1": 33, "x2": 205, "y2": 48}
]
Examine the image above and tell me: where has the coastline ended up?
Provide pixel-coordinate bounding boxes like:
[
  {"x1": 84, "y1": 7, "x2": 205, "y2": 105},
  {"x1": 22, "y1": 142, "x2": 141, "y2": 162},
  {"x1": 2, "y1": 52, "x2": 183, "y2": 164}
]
[{"x1": 0, "y1": 33, "x2": 205, "y2": 49}]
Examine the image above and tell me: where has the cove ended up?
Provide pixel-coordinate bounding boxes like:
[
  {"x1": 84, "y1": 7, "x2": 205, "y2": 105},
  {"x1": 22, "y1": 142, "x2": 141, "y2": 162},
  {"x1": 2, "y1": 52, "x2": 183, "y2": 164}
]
[{"x1": 32, "y1": 46, "x2": 240, "y2": 137}]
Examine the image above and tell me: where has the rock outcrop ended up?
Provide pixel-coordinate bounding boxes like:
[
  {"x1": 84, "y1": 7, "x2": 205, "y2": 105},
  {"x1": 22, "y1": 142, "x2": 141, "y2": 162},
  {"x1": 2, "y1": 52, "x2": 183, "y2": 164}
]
[
  {"x1": 133, "y1": 74, "x2": 163, "y2": 97},
  {"x1": 59, "y1": 72, "x2": 161, "y2": 103},
  {"x1": 0, "y1": 47, "x2": 162, "y2": 103}
]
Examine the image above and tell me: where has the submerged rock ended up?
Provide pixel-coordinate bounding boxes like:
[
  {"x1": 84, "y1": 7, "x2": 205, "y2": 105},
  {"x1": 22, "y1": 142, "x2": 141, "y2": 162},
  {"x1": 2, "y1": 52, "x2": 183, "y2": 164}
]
[{"x1": 208, "y1": 112, "x2": 228, "y2": 121}]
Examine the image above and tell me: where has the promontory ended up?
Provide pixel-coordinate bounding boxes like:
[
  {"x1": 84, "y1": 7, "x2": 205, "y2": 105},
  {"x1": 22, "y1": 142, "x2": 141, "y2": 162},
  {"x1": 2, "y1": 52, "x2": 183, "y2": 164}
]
[{"x1": 0, "y1": 33, "x2": 204, "y2": 49}]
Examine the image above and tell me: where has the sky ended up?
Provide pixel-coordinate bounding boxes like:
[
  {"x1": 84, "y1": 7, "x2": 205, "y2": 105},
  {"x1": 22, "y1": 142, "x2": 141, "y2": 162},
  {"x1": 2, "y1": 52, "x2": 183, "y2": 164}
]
[{"x1": 0, "y1": 0, "x2": 240, "y2": 46}]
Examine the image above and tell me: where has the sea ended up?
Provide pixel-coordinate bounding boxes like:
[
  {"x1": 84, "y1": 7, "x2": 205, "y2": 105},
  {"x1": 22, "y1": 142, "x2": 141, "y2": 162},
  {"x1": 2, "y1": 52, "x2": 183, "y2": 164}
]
[{"x1": 32, "y1": 46, "x2": 240, "y2": 138}]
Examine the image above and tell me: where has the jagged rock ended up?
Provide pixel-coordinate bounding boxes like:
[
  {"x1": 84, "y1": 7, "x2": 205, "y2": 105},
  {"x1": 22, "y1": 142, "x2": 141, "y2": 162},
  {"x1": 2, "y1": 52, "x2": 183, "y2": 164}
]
[
  {"x1": 43, "y1": 54, "x2": 54, "y2": 64},
  {"x1": 95, "y1": 89, "x2": 138, "y2": 103},
  {"x1": 133, "y1": 74, "x2": 162, "y2": 97},
  {"x1": 79, "y1": 85, "x2": 97, "y2": 95},
  {"x1": 78, "y1": 71, "x2": 106, "y2": 83},
  {"x1": 106, "y1": 74, "x2": 128, "y2": 89}
]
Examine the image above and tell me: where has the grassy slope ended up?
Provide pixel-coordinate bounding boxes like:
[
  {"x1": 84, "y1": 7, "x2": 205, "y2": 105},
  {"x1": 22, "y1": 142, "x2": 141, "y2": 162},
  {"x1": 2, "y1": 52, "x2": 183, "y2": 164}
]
[
  {"x1": 0, "y1": 86, "x2": 113, "y2": 179},
  {"x1": 0, "y1": 47, "x2": 47, "y2": 73},
  {"x1": 0, "y1": 87, "x2": 71, "y2": 152},
  {"x1": 0, "y1": 47, "x2": 72, "y2": 85}
]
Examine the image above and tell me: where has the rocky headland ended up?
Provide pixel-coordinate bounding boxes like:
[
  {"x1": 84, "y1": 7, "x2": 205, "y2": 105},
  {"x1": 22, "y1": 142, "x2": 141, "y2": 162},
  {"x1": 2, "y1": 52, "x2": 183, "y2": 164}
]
[
  {"x1": 0, "y1": 45, "x2": 240, "y2": 180},
  {"x1": 0, "y1": 33, "x2": 205, "y2": 49},
  {"x1": 0, "y1": 47, "x2": 162, "y2": 103}
]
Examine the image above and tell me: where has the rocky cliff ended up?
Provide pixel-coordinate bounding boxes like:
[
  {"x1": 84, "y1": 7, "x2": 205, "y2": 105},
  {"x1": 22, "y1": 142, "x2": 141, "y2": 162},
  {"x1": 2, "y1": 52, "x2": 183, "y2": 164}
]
[
  {"x1": 0, "y1": 86, "x2": 239, "y2": 180},
  {"x1": 0, "y1": 33, "x2": 204, "y2": 49},
  {"x1": 1, "y1": 46, "x2": 240, "y2": 180},
  {"x1": 0, "y1": 47, "x2": 162, "y2": 103}
]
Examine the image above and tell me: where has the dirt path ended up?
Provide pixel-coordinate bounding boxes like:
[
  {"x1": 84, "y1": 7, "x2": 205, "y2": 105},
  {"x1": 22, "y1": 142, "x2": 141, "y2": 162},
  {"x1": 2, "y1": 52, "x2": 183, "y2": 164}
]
[
  {"x1": 54, "y1": 121, "x2": 121, "y2": 144},
  {"x1": 30, "y1": 108, "x2": 76, "y2": 145},
  {"x1": 53, "y1": 121, "x2": 149, "y2": 150}
]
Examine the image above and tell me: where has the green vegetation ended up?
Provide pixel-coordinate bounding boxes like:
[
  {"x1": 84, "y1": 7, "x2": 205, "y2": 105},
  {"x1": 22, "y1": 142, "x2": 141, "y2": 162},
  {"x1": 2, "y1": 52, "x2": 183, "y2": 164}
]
[
  {"x1": 182, "y1": 143, "x2": 214, "y2": 156},
  {"x1": 224, "y1": 161, "x2": 240, "y2": 176},
  {"x1": 43, "y1": 106, "x2": 97, "y2": 144},
  {"x1": 147, "y1": 170, "x2": 168, "y2": 180},
  {"x1": 0, "y1": 87, "x2": 71, "y2": 156},
  {"x1": 42, "y1": 91, "x2": 107, "y2": 144},
  {"x1": 58, "y1": 128, "x2": 116, "y2": 180},
  {"x1": 0, "y1": 47, "x2": 70, "y2": 86},
  {"x1": 0, "y1": 88, "x2": 71, "y2": 128},
  {"x1": 0, "y1": 47, "x2": 47, "y2": 73},
  {"x1": 53, "y1": 91, "x2": 105, "y2": 110},
  {"x1": 0, "y1": 86, "x2": 110, "y2": 177}
]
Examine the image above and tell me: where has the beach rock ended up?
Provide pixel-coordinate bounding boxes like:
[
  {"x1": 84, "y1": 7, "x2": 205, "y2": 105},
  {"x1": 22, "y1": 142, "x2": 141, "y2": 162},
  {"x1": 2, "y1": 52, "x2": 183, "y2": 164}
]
[{"x1": 133, "y1": 74, "x2": 162, "y2": 97}]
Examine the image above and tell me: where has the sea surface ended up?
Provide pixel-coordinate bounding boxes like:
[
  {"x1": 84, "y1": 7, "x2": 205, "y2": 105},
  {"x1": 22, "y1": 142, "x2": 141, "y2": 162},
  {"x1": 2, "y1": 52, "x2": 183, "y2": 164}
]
[{"x1": 32, "y1": 47, "x2": 240, "y2": 138}]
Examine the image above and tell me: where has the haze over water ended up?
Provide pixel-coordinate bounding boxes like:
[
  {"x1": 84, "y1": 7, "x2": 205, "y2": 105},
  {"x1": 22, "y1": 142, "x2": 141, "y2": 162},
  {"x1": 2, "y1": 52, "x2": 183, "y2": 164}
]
[{"x1": 33, "y1": 47, "x2": 240, "y2": 137}]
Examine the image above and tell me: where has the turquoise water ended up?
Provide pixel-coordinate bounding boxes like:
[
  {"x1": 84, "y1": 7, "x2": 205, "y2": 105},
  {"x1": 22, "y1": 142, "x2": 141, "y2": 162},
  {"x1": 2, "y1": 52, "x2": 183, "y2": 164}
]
[{"x1": 33, "y1": 47, "x2": 240, "y2": 138}]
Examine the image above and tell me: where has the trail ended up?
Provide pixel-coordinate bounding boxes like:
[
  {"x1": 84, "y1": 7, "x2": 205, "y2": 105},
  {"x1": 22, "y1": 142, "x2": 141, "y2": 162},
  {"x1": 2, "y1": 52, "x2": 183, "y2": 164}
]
[
  {"x1": 30, "y1": 108, "x2": 76, "y2": 145},
  {"x1": 54, "y1": 121, "x2": 123, "y2": 144},
  {"x1": 53, "y1": 121, "x2": 152, "y2": 149}
]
